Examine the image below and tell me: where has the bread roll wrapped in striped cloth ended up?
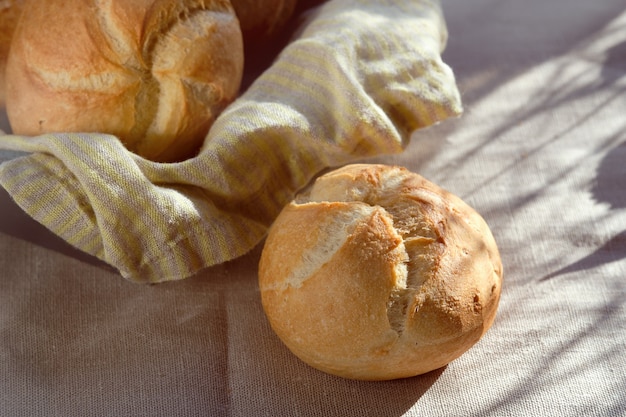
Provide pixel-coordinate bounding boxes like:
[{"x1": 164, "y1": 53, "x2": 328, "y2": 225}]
[{"x1": 0, "y1": 0, "x2": 462, "y2": 282}]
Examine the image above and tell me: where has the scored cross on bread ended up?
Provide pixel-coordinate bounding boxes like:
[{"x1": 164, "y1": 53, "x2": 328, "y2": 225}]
[{"x1": 259, "y1": 164, "x2": 503, "y2": 380}]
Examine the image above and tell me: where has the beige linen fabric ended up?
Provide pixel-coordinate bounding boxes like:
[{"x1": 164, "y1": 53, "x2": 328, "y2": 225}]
[
  {"x1": 0, "y1": 0, "x2": 461, "y2": 282},
  {"x1": 1, "y1": 0, "x2": 626, "y2": 415}
]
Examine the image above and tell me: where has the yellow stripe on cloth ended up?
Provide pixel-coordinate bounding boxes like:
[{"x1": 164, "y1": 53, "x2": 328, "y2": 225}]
[{"x1": 0, "y1": 0, "x2": 461, "y2": 282}]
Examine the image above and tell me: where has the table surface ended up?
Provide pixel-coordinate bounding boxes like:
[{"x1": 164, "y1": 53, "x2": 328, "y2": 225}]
[{"x1": 1, "y1": 0, "x2": 625, "y2": 416}]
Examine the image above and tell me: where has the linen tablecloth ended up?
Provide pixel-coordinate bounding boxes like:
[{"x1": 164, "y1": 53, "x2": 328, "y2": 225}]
[{"x1": 1, "y1": 0, "x2": 625, "y2": 415}]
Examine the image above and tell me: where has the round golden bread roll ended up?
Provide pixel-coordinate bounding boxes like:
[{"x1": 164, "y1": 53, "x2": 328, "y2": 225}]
[
  {"x1": 0, "y1": 0, "x2": 24, "y2": 108},
  {"x1": 229, "y1": 0, "x2": 298, "y2": 44},
  {"x1": 259, "y1": 164, "x2": 503, "y2": 380},
  {"x1": 6, "y1": 0, "x2": 244, "y2": 162}
]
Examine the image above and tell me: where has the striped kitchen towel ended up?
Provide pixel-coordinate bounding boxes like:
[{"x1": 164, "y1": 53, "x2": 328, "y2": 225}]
[{"x1": 0, "y1": 0, "x2": 462, "y2": 282}]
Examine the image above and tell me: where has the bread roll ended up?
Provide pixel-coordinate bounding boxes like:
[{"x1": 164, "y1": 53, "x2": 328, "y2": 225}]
[
  {"x1": 259, "y1": 164, "x2": 503, "y2": 380},
  {"x1": 0, "y1": 0, "x2": 24, "y2": 108},
  {"x1": 6, "y1": 0, "x2": 244, "y2": 162},
  {"x1": 229, "y1": 0, "x2": 297, "y2": 44}
]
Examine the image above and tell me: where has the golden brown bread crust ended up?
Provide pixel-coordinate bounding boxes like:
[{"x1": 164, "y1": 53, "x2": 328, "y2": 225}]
[
  {"x1": 259, "y1": 164, "x2": 503, "y2": 380},
  {"x1": 0, "y1": 0, "x2": 24, "y2": 108},
  {"x1": 6, "y1": 0, "x2": 244, "y2": 162}
]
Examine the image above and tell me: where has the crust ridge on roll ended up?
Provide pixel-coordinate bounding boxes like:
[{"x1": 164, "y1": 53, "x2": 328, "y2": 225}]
[{"x1": 259, "y1": 164, "x2": 503, "y2": 380}]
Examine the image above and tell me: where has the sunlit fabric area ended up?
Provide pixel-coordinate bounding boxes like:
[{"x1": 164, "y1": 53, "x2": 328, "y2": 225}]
[{"x1": 0, "y1": 0, "x2": 624, "y2": 415}]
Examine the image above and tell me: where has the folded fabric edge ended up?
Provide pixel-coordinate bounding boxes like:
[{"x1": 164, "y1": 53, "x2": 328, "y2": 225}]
[
  {"x1": 0, "y1": 153, "x2": 107, "y2": 260},
  {"x1": 0, "y1": 148, "x2": 272, "y2": 283},
  {"x1": 0, "y1": 0, "x2": 464, "y2": 283}
]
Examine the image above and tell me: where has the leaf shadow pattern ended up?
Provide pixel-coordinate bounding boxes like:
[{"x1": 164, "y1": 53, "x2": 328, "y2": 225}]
[
  {"x1": 540, "y1": 139, "x2": 626, "y2": 281},
  {"x1": 478, "y1": 285, "x2": 626, "y2": 416},
  {"x1": 390, "y1": 2, "x2": 626, "y2": 210},
  {"x1": 397, "y1": 8, "x2": 626, "y2": 414},
  {"x1": 433, "y1": 47, "x2": 626, "y2": 242},
  {"x1": 591, "y1": 141, "x2": 626, "y2": 211},
  {"x1": 600, "y1": 38, "x2": 626, "y2": 83},
  {"x1": 540, "y1": 229, "x2": 626, "y2": 281}
]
